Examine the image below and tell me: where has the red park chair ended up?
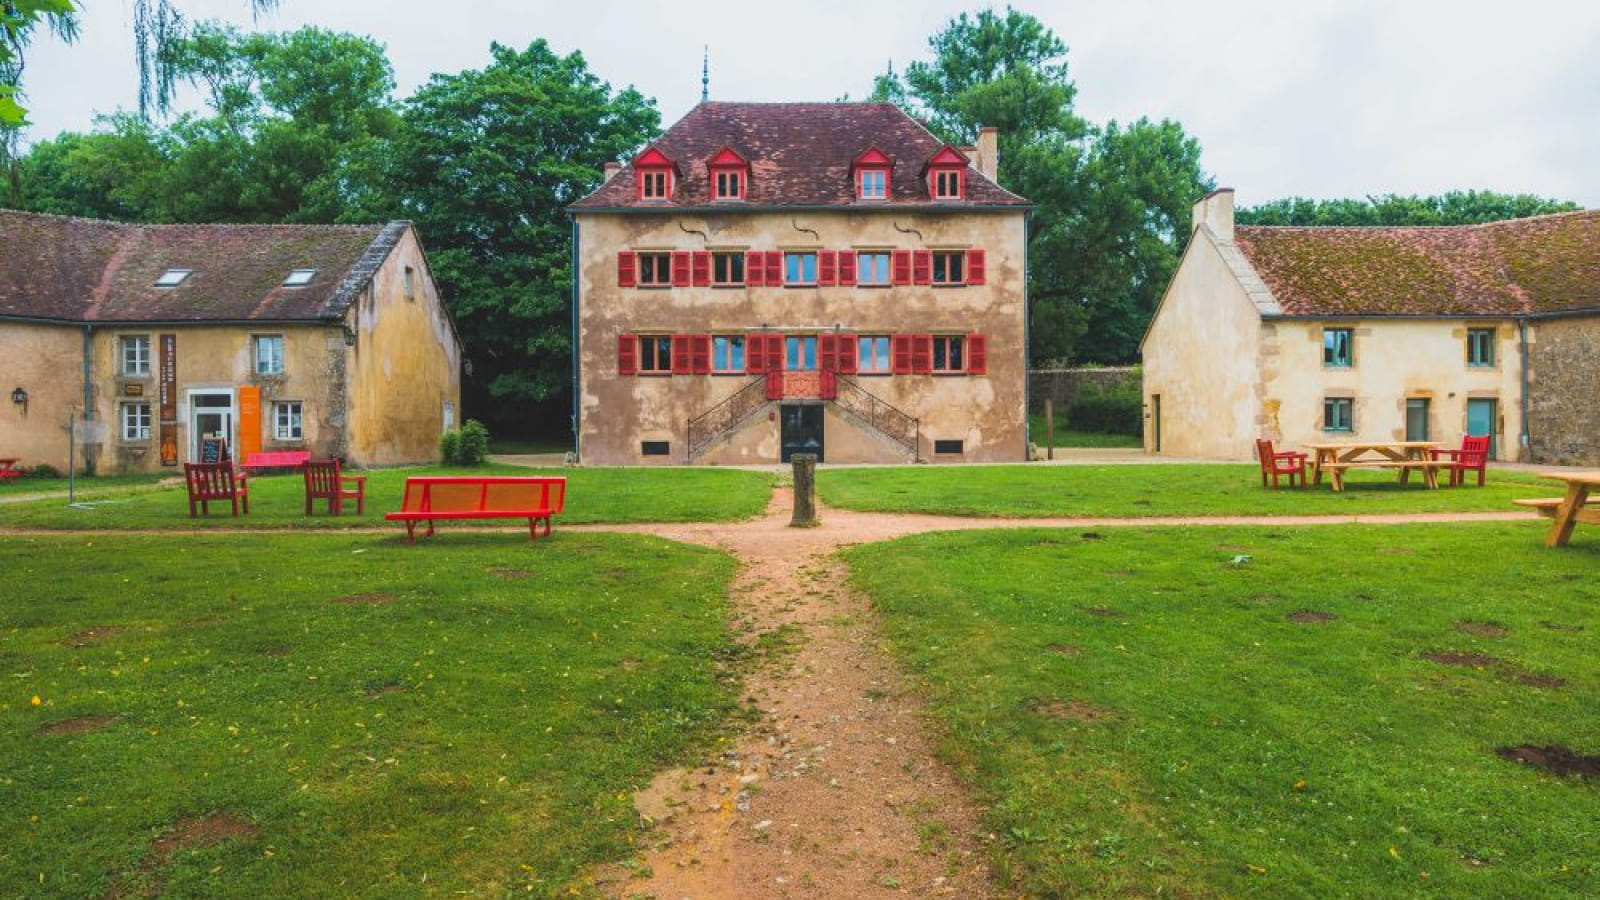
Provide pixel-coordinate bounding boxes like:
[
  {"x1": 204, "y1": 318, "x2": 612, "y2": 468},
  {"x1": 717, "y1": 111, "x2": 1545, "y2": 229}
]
[
  {"x1": 1256, "y1": 438, "x2": 1307, "y2": 489},
  {"x1": 183, "y1": 462, "x2": 249, "y2": 517},
  {"x1": 1431, "y1": 435, "x2": 1490, "y2": 487},
  {"x1": 302, "y1": 458, "x2": 367, "y2": 516}
]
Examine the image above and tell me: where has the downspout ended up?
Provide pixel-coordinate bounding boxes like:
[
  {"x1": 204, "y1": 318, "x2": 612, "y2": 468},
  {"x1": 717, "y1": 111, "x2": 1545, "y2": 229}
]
[
  {"x1": 569, "y1": 215, "x2": 581, "y2": 460},
  {"x1": 81, "y1": 324, "x2": 96, "y2": 476},
  {"x1": 1021, "y1": 208, "x2": 1032, "y2": 462},
  {"x1": 1518, "y1": 318, "x2": 1531, "y2": 461}
]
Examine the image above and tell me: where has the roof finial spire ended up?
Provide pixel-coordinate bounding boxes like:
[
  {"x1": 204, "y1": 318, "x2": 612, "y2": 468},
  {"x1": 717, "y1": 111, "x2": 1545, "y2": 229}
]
[{"x1": 701, "y1": 46, "x2": 710, "y2": 103}]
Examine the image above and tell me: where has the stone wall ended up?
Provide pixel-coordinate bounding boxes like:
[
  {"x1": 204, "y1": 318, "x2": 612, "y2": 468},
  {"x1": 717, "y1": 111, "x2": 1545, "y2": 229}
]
[
  {"x1": 1028, "y1": 366, "x2": 1140, "y2": 413},
  {"x1": 1526, "y1": 316, "x2": 1600, "y2": 465}
]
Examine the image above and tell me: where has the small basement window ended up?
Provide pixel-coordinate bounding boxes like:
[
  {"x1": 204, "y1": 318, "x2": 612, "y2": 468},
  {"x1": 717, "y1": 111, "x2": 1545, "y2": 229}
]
[
  {"x1": 934, "y1": 439, "x2": 965, "y2": 454},
  {"x1": 641, "y1": 440, "x2": 671, "y2": 456},
  {"x1": 154, "y1": 268, "x2": 192, "y2": 287},
  {"x1": 283, "y1": 268, "x2": 317, "y2": 287}
]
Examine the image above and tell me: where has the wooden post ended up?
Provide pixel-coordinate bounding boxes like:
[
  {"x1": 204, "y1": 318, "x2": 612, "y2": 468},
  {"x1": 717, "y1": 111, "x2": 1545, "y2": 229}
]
[
  {"x1": 790, "y1": 453, "x2": 818, "y2": 528},
  {"x1": 1045, "y1": 398, "x2": 1055, "y2": 461}
]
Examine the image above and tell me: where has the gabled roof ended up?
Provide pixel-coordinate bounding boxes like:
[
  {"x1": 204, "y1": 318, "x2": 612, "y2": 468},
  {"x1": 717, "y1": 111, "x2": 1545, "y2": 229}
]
[
  {"x1": 573, "y1": 101, "x2": 1028, "y2": 210},
  {"x1": 0, "y1": 210, "x2": 410, "y2": 324},
  {"x1": 851, "y1": 146, "x2": 894, "y2": 170},
  {"x1": 923, "y1": 145, "x2": 970, "y2": 170},
  {"x1": 707, "y1": 146, "x2": 748, "y2": 168},
  {"x1": 1232, "y1": 209, "x2": 1600, "y2": 317},
  {"x1": 632, "y1": 145, "x2": 680, "y2": 173}
]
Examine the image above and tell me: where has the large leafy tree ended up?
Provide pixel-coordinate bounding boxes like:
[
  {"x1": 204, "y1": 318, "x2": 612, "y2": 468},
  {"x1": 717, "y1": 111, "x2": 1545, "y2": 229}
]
[
  {"x1": 391, "y1": 40, "x2": 657, "y2": 427},
  {"x1": 1237, "y1": 191, "x2": 1580, "y2": 226},
  {"x1": 879, "y1": 6, "x2": 1212, "y2": 364}
]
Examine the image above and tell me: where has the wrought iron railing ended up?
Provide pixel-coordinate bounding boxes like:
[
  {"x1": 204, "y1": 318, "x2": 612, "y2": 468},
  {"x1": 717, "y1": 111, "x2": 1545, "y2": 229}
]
[
  {"x1": 833, "y1": 377, "x2": 919, "y2": 459},
  {"x1": 687, "y1": 375, "x2": 770, "y2": 460}
]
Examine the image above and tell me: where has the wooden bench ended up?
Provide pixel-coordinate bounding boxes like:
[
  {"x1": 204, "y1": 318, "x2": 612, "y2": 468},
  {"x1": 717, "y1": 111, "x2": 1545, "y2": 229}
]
[
  {"x1": 242, "y1": 450, "x2": 311, "y2": 473},
  {"x1": 385, "y1": 476, "x2": 566, "y2": 542},
  {"x1": 183, "y1": 462, "x2": 249, "y2": 517},
  {"x1": 1320, "y1": 460, "x2": 1441, "y2": 492},
  {"x1": 302, "y1": 458, "x2": 366, "y2": 516},
  {"x1": 1512, "y1": 497, "x2": 1600, "y2": 522}
]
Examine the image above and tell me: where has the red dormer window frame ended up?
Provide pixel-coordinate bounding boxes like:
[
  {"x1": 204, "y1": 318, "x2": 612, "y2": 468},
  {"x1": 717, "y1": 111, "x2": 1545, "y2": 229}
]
[
  {"x1": 708, "y1": 146, "x2": 749, "y2": 201},
  {"x1": 925, "y1": 145, "x2": 968, "y2": 200},
  {"x1": 851, "y1": 147, "x2": 893, "y2": 201},
  {"x1": 633, "y1": 146, "x2": 679, "y2": 201}
]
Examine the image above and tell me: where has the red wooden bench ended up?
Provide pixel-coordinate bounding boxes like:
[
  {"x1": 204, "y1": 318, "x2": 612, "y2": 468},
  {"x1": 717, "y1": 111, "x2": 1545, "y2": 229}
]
[
  {"x1": 302, "y1": 458, "x2": 366, "y2": 516},
  {"x1": 1255, "y1": 438, "x2": 1307, "y2": 489},
  {"x1": 385, "y1": 476, "x2": 566, "y2": 542},
  {"x1": 0, "y1": 458, "x2": 22, "y2": 482},
  {"x1": 183, "y1": 462, "x2": 249, "y2": 517},
  {"x1": 242, "y1": 450, "x2": 311, "y2": 473}
]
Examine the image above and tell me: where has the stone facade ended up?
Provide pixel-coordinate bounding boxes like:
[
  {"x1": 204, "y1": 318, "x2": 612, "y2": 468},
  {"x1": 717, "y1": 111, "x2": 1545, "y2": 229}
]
[{"x1": 1526, "y1": 317, "x2": 1600, "y2": 464}]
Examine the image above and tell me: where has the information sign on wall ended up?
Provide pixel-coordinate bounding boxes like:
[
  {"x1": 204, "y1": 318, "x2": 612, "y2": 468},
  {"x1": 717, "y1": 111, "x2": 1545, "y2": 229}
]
[{"x1": 159, "y1": 334, "x2": 178, "y2": 466}]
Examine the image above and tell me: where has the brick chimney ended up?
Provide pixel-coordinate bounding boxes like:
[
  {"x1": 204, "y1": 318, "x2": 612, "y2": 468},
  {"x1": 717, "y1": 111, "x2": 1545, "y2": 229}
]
[
  {"x1": 974, "y1": 126, "x2": 999, "y2": 181},
  {"x1": 1192, "y1": 188, "x2": 1235, "y2": 241},
  {"x1": 602, "y1": 161, "x2": 622, "y2": 183}
]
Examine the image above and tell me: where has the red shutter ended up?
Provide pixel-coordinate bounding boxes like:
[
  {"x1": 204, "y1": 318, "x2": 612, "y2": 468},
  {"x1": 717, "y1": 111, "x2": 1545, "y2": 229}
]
[
  {"x1": 912, "y1": 334, "x2": 933, "y2": 374},
  {"x1": 766, "y1": 251, "x2": 783, "y2": 286},
  {"x1": 766, "y1": 334, "x2": 785, "y2": 371},
  {"x1": 913, "y1": 250, "x2": 932, "y2": 285},
  {"x1": 837, "y1": 333, "x2": 858, "y2": 374},
  {"x1": 746, "y1": 332, "x2": 766, "y2": 373},
  {"x1": 968, "y1": 333, "x2": 987, "y2": 374},
  {"x1": 691, "y1": 251, "x2": 711, "y2": 287},
  {"x1": 837, "y1": 250, "x2": 857, "y2": 286},
  {"x1": 746, "y1": 251, "x2": 765, "y2": 287},
  {"x1": 891, "y1": 334, "x2": 913, "y2": 374},
  {"x1": 892, "y1": 250, "x2": 912, "y2": 285},
  {"x1": 671, "y1": 251, "x2": 691, "y2": 287},
  {"x1": 691, "y1": 334, "x2": 712, "y2": 374},
  {"x1": 618, "y1": 334, "x2": 638, "y2": 375},
  {"x1": 617, "y1": 251, "x2": 637, "y2": 288},
  {"x1": 819, "y1": 333, "x2": 838, "y2": 372},
  {"x1": 819, "y1": 251, "x2": 838, "y2": 286},
  {"x1": 966, "y1": 249, "x2": 986, "y2": 285},
  {"x1": 670, "y1": 334, "x2": 692, "y2": 374}
]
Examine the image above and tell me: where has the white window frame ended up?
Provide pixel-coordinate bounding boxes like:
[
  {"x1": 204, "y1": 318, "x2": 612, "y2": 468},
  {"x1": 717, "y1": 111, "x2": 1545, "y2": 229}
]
[
  {"x1": 120, "y1": 401, "x2": 152, "y2": 441},
  {"x1": 274, "y1": 400, "x2": 304, "y2": 440},
  {"x1": 121, "y1": 335, "x2": 151, "y2": 376},
  {"x1": 255, "y1": 335, "x2": 285, "y2": 375}
]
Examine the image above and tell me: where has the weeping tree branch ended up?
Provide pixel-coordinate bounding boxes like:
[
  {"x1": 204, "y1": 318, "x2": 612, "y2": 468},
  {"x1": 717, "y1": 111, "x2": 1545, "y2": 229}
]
[{"x1": 133, "y1": 0, "x2": 278, "y2": 118}]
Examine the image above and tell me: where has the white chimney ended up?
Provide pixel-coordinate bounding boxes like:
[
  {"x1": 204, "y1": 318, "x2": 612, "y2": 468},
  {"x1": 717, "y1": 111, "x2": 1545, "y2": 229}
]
[
  {"x1": 975, "y1": 126, "x2": 999, "y2": 181},
  {"x1": 602, "y1": 161, "x2": 622, "y2": 183},
  {"x1": 1192, "y1": 188, "x2": 1235, "y2": 241}
]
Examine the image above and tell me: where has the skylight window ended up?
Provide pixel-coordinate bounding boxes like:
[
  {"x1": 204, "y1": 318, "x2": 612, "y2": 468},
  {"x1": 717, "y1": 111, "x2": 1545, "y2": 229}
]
[
  {"x1": 283, "y1": 268, "x2": 317, "y2": 287},
  {"x1": 154, "y1": 269, "x2": 192, "y2": 287}
]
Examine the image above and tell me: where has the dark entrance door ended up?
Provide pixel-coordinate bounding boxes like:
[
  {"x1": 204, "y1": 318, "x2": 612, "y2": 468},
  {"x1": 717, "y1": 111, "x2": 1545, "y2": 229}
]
[{"x1": 781, "y1": 404, "x2": 824, "y2": 463}]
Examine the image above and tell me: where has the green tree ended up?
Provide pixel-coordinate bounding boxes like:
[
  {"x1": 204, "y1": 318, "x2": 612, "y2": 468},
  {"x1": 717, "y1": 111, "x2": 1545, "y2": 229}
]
[
  {"x1": 0, "y1": 0, "x2": 77, "y2": 126},
  {"x1": 391, "y1": 40, "x2": 657, "y2": 428},
  {"x1": 883, "y1": 7, "x2": 1212, "y2": 364},
  {"x1": 8, "y1": 113, "x2": 166, "y2": 217},
  {"x1": 1237, "y1": 191, "x2": 1581, "y2": 226}
]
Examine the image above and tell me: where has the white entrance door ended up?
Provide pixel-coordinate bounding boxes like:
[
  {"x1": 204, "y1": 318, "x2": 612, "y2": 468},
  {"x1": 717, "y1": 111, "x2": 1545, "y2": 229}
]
[{"x1": 188, "y1": 391, "x2": 236, "y2": 461}]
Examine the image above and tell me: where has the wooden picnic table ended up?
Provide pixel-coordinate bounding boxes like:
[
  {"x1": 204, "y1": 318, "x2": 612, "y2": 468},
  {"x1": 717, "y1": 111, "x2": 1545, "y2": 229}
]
[
  {"x1": 1514, "y1": 471, "x2": 1600, "y2": 548},
  {"x1": 1305, "y1": 441, "x2": 1441, "y2": 492}
]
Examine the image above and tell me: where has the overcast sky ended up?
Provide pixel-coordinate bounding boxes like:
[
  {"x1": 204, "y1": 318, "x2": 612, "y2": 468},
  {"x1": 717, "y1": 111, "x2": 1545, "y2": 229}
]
[{"x1": 18, "y1": 0, "x2": 1600, "y2": 207}]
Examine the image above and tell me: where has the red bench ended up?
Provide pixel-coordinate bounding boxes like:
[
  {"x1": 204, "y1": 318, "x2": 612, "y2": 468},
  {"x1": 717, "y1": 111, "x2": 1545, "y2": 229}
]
[
  {"x1": 183, "y1": 462, "x2": 249, "y2": 517},
  {"x1": 302, "y1": 458, "x2": 367, "y2": 516},
  {"x1": 242, "y1": 450, "x2": 311, "y2": 473},
  {"x1": 385, "y1": 476, "x2": 566, "y2": 542},
  {"x1": 0, "y1": 458, "x2": 22, "y2": 482}
]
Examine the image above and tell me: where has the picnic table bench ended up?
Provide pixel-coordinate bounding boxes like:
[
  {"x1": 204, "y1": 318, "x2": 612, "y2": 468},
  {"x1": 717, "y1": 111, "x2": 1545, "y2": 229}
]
[
  {"x1": 0, "y1": 458, "x2": 22, "y2": 482},
  {"x1": 1514, "y1": 471, "x2": 1600, "y2": 547},
  {"x1": 385, "y1": 475, "x2": 565, "y2": 542},
  {"x1": 1318, "y1": 459, "x2": 1443, "y2": 492},
  {"x1": 1305, "y1": 441, "x2": 1442, "y2": 492},
  {"x1": 242, "y1": 450, "x2": 311, "y2": 473}
]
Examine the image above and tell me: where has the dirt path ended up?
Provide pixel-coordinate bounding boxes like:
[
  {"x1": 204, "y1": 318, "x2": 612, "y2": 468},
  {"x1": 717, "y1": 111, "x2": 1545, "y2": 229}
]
[{"x1": 579, "y1": 497, "x2": 1537, "y2": 899}]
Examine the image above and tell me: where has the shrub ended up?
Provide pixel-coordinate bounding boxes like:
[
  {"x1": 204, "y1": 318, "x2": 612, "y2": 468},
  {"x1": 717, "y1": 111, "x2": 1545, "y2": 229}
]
[
  {"x1": 1066, "y1": 384, "x2": 1143, "y2": 436},
  {"x1": 438, "y1": 429, "x2": 462, "y2": 465},
  {"x1": 30, "y1": 463, "x2": 61, "y2": 478},
  {"x1": 457, "y1": 420, "x2": 491, "y2": 466}
]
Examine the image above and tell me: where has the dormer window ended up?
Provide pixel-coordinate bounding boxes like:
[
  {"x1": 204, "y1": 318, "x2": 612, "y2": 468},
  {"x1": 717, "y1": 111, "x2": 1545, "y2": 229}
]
[
  {"x1": 851, "y1": 147, "x2": 893, "y2": 201},
  {"x1": 925, "y1": 146, "x2": 969, "y2": 200},
  {"x1": 154, "y1": 268, "x2": 192, "y2": 287},
  {"x1": 707, "y1": 146, "x2": 749, "y2": 201},
  {"x1": 283, "y1": 268, "x2": 317, "y2": 287},
  {"x1": 632, "y1": 146, "x2": 679, "y2": 202}
]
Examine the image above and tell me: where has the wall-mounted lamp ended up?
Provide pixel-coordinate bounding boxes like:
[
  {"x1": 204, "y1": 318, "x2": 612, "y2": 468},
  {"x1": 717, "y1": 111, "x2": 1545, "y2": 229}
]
[{"x1": 10, "y1": 386, "x2": 26, "y2": 407}]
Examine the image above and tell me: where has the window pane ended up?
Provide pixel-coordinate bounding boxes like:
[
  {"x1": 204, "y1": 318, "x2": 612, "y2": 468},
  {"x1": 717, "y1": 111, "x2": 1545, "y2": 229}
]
[
  {"x1": 256, "y1": 336, "x2": 284, "y2": 374},
  {"x1": 785, "y1": 253, "x2": 817, "y2": 284}
]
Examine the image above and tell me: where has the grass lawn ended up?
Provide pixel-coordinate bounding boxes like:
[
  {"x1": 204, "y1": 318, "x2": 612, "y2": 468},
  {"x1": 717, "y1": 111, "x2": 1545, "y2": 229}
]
[
  {"x1": 819, "y1": 463, "x2": 1554, "y2": 517},
  {"x1": 1027, "y1": 414, "x2": 1143, "y2": 449},
  {"x1": 0, "y1": 464, "x2": 774, "y2": 530},
  {"x1": 844, "y1": 523, "x2": 1598, "y2": 899},
  {"x1": 1, "y1": 531, "x2": 740, "y2": 899}
]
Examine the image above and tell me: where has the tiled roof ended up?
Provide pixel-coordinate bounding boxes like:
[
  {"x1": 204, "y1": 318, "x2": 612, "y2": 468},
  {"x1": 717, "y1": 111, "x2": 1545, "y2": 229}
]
[
  {"x1": 1233, "y1": 209, "x2": 1600, "y2": 317},
  {"x1": 0, "y1": 210, "x2": 406, "y2": 323},
  {"x1": 572, "y1": 102, "x2": 1028, "y2": 210}
]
